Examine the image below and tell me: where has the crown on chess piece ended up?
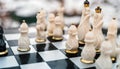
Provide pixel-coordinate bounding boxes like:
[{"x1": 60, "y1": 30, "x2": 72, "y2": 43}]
[
  {"x1": 84, "y1": 0, "x2": 89, "y2": 7},
  {"x1": 95, "y1": 6, "x2": 102, "y2": 13}
]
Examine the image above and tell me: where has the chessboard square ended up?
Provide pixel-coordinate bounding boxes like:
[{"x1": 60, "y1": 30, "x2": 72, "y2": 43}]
[
  {"x1": 30, "y1": 38, "x2": 50, "y2": 45},
  {"x1": 52, "y1": 41, "x2": 66, "y2": 49},
  {"x1": 39, "y1": 50, "x2": 67, "y2": 62},
  {"x1": 2, "y1": 66, "x2": 21, "y2": 69},
  {"x1": 70, "y1": 57, "x2": 95, "y2": 69},
  {"x1": 33, "y1": 43, "x2": 57, "y2": 52},
  {"x1": 63, "y1": 34, "x2": 69, "y2": 39},
  {"x1": 0, "y1": 56, "x2": 19, "y2": 68},
  {"x1": 11, "y1": 45, "x2": 36, "y2": 55},
  {"x1": 7, "y1": 40, "x2": 18, "y2": 46},
  {"x1": 5, "y1": 33, "x2": 20, "y2": 40},
  {"x1": 47, "y1": 59, "x2": 79, "y2": 69},
  {"x1": 15, "y1": 53, "x2": 44, "y2": 65},
  {"x1": 20, "y1": 62, "x2": 51, "y2": 69}
]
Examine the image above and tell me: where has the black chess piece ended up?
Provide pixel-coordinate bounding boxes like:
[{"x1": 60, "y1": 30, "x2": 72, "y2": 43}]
[{"x1": 0, "y1": 26, "x2": 8, "y2": 56}]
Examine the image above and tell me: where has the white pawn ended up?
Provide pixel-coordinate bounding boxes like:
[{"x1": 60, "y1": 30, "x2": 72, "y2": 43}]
[
  {"x1": 35, "y1": 24, "x2": 46, "y2": 43},
  {"x1": 81, "y1": 31, "x2": 96, "y2": 64},
  {"x1": 65, "y1": 25, "x2": 78, "y2": 54},
  {"x1": 47, "y1": 13, "x2": 55, "y2": 36},
  {"x1": 53, "y1": 16, "x2": 63, "y2": 40},
  {"x1": 107, "y1": 18, "x2": 118, "y2": 60},
  {"x1": 57, "y1": 7, "x2": 64, "y2": 30},
  {"x1": 92, "y1": 6, "x2": 104, "y2": 52},
  {"x1": 18, "y1": 20, "x2": 30, "y2": 52},
  {"x1": 95, "y1": 40, "x2": 112, "y2": 69},
  {"x1": 78, "y1": 1, "x2": 91, "y2": 44}
]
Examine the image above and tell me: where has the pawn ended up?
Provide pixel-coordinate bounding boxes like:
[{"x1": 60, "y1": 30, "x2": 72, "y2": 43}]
[
  {"x1": 95, "y1": 40, "x2": 112, "y2": 69},
  {"x1": 18, "y1": 20, "x2": 30, "y2": 52},
  {"x1": 52, "y1": 16, "x2": 63, "y2": 40},
  {"x1": 80, "y1": 31, "x2": 96, "y2": 64},
  {"x1": 35, "y1": 24, "x2": 46, "y2": 43},
  {"x1": 65, "y1": 25, "x2": 78, "y2": 54},
  {"x1": 47, "y1": 13, "x2": 55, "y2": 36},
  {"x1": 0, "y1": 26, "x2": 8, "y2": 56}
]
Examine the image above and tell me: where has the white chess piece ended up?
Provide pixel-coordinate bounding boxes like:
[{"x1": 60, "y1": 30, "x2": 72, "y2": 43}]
[
  {"x1": 35, "y1": 24, "x2": 46, "y2": 43},
  {"x1": 107, "y1": 18, "x2": 118, "y2": 61},
  {"x1": 18, "y1": 20, "x2": 30, "y2": 52},
  {"x1": 92, "y1": 7, "x2": 104, "y2": 52},
  {"x1": 81, "y1": 31, "x2": 96, "y2": 64},
  {"x1": 53, "y1": 16, "x2": 63, "y2": 40},
  {"x1": 78, "y1": 3, "x2": 91, "y2": 44},
  {"x1": 95, "y1": 40, "x2": 112, "y2": 69},
  {"x1": 36, "y1": 9, "x2": 46, "y2": 30},
  {"x1": 65, "y1": 25, "x2": 78, "y2": 54},
  {"x1": 57, "y1": 7, "x2": 64, "y2": 30},
  {"x1": 47, "y1": 13, "x2": 55, "y2": 36}
]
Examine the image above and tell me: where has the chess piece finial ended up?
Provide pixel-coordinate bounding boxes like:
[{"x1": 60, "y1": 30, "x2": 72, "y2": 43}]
[
  {"x1": 81, "y1": 31, "x2": 96, "y2": 64},
  {"x1": 19, "y1": 20, "x2": 28, "y2": 33},
  {"x1": 95, "y1": 6, "x2": 102, "y2": 13},
  {"x1": 0, "y1": 26, "x2": 8, "y2": 56},
  {"x1": 84, "y1": 0, "x2": 89, "y2": 7},
  {"x1": 65, "y1": 25, "x2": 78, "y2": 54},
  {"x1": 18, "y1": 20, "x2": 30, "y2": 52}
]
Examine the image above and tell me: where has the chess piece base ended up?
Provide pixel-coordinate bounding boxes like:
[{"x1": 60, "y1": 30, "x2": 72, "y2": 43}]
[
  {"x1": 80, "y1": 58, "x2": 95, "y2": 64},
  {"x1": 0, "y1": 50, "x2": 8, "y2": 55},
  {"x1": 48, "y1": 33, "x2": 53, "y2": 36},
  {"x1": 52, "y1": 36, "x2": 63, "y2": 40},
  {"x1": 17, "y1": 47, "x2": 30, "y2": 52},
  {"x1": 96, "y1": 49, "x2": 100, "y2": 53},
  {"x1": 65, "y1": 49, "x2": 78, "y2": 54},
  {"x1": 79, "y1": 40, "x2": 85, "y2": 44},
  {"x1": 35, "y1": 39, "x2": 46, "y2": 43}
]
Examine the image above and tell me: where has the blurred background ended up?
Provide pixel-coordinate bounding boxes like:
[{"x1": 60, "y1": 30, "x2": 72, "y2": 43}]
[{"x1": 0, "y1": 0, "x2": 120, "y2": 29}]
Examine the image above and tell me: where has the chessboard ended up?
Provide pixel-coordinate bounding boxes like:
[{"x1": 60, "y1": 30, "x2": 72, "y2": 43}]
[{"x1": 0, "y1": 26, "x2": 118, "y2": 69}]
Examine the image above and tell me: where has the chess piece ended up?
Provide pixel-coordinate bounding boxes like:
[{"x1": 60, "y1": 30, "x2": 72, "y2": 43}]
[
  {"x1": 18, "y1": 20, "x2": 30, "y2": 52},
  {"x1": 107, "y1": 18, "x2": 118, "y2": 61},
  {"x1": 80, "y1": 31, "x2": 96, "y2": 64},
  {"x1": 78, "y1": 0, "x2": 91, "y2": 45},
  {"x1": 52, "y1": 16, "x2": 63, "y2": 40},
  {"x1": 65, "y1": 25, "x2": 78, "y2": 54},
  {"x1": 35, "y1": 24, "x2": 46, "y2": 43},
  {"x1": 47, "y1": 13, "x2": 55, "y2": 36},
  {"x1": 57, "y1": 7, "x2": 64, "y2": 30},
  {"x1": 0, "y1": 26, "x2": 8, "y2": 56},
  {"x1": 36, "y1": 9, "x2": 46, "y2": 30},
  {"x1": 92, "y1": 6, "x2": 104, "y2": 52},
  {"x1": 95, "y1": 40, "x2": 112, "y2": 69}
]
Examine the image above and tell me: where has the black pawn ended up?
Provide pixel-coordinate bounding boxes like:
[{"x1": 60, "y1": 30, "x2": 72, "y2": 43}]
[{"x1": 0, "y1": 26, "x2": 8, "y2": 56}]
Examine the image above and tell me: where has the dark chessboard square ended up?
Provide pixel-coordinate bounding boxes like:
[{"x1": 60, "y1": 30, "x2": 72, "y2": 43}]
[
  {"x1": 33, "y1": 43, "x2": 57, "y2": 52},
  {"x1": 60, "y1": 48, "x2": 82, "y2": 58},
  {"x1": 84, "y1": 67, "x2": 96, "y2": 69},
  {"x1": 47, "y1": 59, "x2": 79, "y2": 69},
  {"x1": 47, "y1": 36, "x2": 66, "y2": 42},
  {"x1": 7, "y1": 40, "x2": 18, "y2": 46},
  {"x1": 2, "y1": 66, "x2": 21, "y2": 69},
  {"x1": 15, "y1": 53, "x2": 44, "y2": 65}
]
